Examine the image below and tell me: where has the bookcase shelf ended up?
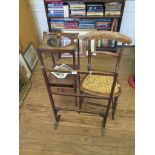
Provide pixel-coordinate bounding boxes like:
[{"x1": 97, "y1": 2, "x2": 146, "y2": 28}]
[
  {"x1": 51, "y1": 0, "x2": 125, "y2": 3},
  {"x1": 47, "y1": 15, "x2": 121, "y2": 19},
  {"x1": 44, "y1": 0, "x2": 126, "y2": 51}
]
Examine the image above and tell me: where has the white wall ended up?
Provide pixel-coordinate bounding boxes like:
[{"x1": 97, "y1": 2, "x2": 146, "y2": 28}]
[
  {"x1": 29, "y1": 0, "x2": 135, "y2": 45},
  {"x1": 29, "y1": 0, "x2": 48, "y2": 42},
  {"x1": 120, "y1": 0, "x2": 135, "y2": 45}
]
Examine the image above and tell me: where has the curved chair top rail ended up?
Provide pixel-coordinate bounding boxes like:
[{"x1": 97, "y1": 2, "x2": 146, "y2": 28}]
[{"x1": 79, "y1": 31, "x2": 132, "y2": 45}]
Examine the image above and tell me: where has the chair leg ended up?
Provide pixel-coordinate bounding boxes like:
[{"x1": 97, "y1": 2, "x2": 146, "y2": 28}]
[
  {"x1": 73, "y1": 82, "x2": 77, "y2": 107},
  {"x1": 75, "y1": 97, "x2": 78, "y2": 107},
  {"x1": 102, "y1": 94, "x2": 114, "y2": 135},
  {"x1": 74, "y1": 75, "x2": 78, "y2": 107},
  {"x1": 101, "y1": 117, "x2": 106, "y2": 136},
  {"x1": 79, "y1": 91, "x2": 84, "y2": 110},
  {"x1": 112, "y1": 96, "x2": 119, "y2": 120},
  {"x1": 54, "y1": 114, "x2": 61, "y2": 130}
]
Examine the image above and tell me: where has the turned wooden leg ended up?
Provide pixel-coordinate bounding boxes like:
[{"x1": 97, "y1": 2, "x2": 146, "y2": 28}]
[
  {"x1": 101, "y1": 117, "x2": 106, "y2": 136},
  {"x1": 112, "y1": 97, "x2": 119, "y2": 120},
  {"x1": 79, "y1": 91, "x2": 84, "y2": 110},
  {"x1": 54, "y1": 114, "x2": 61, "y2": 130}
]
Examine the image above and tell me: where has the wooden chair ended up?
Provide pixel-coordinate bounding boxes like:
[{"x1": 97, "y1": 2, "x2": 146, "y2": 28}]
[{"x1": 79, "y1": 31, "x2": 132, "y2": 134}]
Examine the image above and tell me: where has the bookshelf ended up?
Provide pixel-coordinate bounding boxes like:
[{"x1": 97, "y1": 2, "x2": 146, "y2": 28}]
[{"x1": 43, "y1": 0, "x2": 126, "y2": 51}]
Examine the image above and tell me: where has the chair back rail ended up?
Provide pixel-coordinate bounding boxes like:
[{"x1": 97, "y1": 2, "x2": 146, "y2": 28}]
[
  {"x1": 79, "y1": 31, "x2": 132, "y2": 45},
  {"x1": 83, "y1": 31, "x2": 132, "y2": 72}
]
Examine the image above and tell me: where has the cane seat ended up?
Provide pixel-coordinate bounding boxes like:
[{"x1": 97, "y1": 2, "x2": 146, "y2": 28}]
[{"x1": 80, "y1": 75, "x2": 121, "y2": 97}]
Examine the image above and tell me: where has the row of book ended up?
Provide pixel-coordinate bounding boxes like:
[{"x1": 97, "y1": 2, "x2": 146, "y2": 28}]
[
  {"x1": 50, "y1": 18, "x2": 113, "y2": 30},
  {"x1": 47, "y1": 1, "x2": 122, "y2": 17},
  {"x1": 87, "y1": 4, "x2": 104, "y2": 16},
  {"x1": 70, "y1": 2, "x2": 122, "y2": 17},
  {"x1": 69, "y1": 2, "x2": 86, "y2": 16},
  {"x1": 96, "y1": 39, "x2": 116, "y2": 48},
  {"x1": 50, "y1": 18, "x2": 65, "y2": 29},
  {"x1": 64, "y1": 18, "x2": 78, "y2": 29},
  {"x1": 96, "y1": 18, "x2": 112, "y2": 30},
  {"x1": 105, "y1": 2, "x2": 122, "y2": 16},
  {"x1": 79, "y1": 19, "x2": 95, "y2": 29},
  {"x1": 47, "y1": 2, "x2": 64, "y2": 17}
]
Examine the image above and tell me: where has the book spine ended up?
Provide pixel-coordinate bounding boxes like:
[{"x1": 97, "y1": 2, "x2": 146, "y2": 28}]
[
  {"x1": 63, "y1": 5, "x2": 69, "y2": 17},
  {"x1": 91, "y1": 40, "x2": 95, "y2": 52},
  {"x1": 97, "y1": 40, "x2": 101, "y2": 48},
  {"x1": 48, "y1": 13, "x2": 64, "y2": 17},
  {"x1": 45, "y1": 0, "x2": 62, "y2": 2}
]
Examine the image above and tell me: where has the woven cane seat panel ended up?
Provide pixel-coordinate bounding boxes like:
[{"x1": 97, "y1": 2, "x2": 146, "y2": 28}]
[{"x1": 81, "y1": 75, "x2": 120, "y2": 96}]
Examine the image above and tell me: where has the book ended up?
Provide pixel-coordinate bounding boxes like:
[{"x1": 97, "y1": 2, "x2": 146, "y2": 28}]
[
  {"x1": 105, "y1": 2, "x2": 122, "y2": 7},
  {"x1": 91, "y1": 40, "x2": 96, "y2": 52},
  {"x1": 105, "y1": 11, "x2": 121, "y2": 16},
  {"x1": 48, "y1": 3, "x2": 63, "y2": 7},
  {"x1": 63, "y1": 5, "x2": 69, "y2": 17},
  {"x1": 51, "y1": 18, "x2": 64, "y2": 22},
  {"x1": 79, "y1": 19, "x2": 96, "y2": 23},
  {"x1": 97, "y1": 40, "x2": 101, "y2": 48},
  {"x1": 48, "y1": 13, "x2": 64, "y2": 17},
  {"x1": 87, "y1": 12, "x2": 104, "y2": 16},
  {"x1": 96, "y1": 18, "x2": 112, "y2": 22},
  {"x1": 45, "y1": 0, "x2": 62, "y2": 1}
]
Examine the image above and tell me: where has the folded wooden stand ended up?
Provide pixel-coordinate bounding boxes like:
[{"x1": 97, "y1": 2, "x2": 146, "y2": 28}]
[{"x1": 37, "y1": 31, "x2": 132, "y2": 135}]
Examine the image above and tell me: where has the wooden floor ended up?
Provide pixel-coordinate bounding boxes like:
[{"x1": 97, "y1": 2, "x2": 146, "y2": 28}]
[{"x1": 19, "y1": 47, "x2": 135, "y2": 155}]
